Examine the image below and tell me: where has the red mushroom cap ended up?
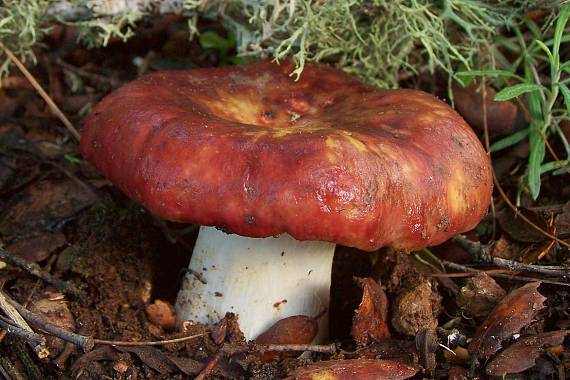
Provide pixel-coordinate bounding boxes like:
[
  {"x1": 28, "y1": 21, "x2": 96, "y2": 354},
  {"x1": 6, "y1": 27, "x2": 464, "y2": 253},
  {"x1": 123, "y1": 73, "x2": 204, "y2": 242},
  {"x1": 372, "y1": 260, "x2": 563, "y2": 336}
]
[{"x1": 81, "y1": 60, "x2": 492, "y2": 251}]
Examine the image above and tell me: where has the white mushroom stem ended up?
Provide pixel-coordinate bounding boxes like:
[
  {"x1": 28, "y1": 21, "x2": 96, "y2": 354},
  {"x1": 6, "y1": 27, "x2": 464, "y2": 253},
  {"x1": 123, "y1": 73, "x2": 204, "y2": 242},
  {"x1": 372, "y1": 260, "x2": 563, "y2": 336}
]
[{"x1": 175, "y1": 226, "x2": 336, "y2": 341}]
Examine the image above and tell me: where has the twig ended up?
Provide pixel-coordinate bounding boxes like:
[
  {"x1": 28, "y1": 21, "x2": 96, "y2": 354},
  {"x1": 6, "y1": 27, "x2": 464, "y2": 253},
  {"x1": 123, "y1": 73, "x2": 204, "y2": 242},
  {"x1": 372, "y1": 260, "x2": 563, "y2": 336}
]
[
  {"x1": 0, "y1": 41, "x2": 81, "y2": 141},
  {"x1": 196, "y1": 350, "x2": 224, "y2": 380},
  {"x1": 4, "y1": 292, "x2": 94, "y2": 352},
  {"x1": 56, "y1": 58, "x2": 121, "y2": 89},
  {"x1": 491, "y1": 257, "x2": 570, "y2": 277},
  {"x1": 4, "y1": 290, "x2": 208, "y2": 353},
  {"x1": 452, "y1": 235, "x2": 570, "y2": 277},
  {"x1": 11, "y1": 339, "x2": 45, "y2": 380},
  {"x1": 0, "y1": 289, "x2": 49, "y2": 358},
  {"x1": 0, "y1": 248, "x2": 85, "y2": 298},
  {"x1": 53, "y1": 342, "x2": 76, "y2": 370},
  {"x1": 0, "y1": 317, "x2": 47, "y2": 358},
  {"x1": 451, "y1": 234, "x2": 492, "y2": 262},
  {"x1": 93, "y1": 333, "x2": 207, "y2": 347},
  {"x1": 255, "y1": 343, "x2": 336, "y2": 353},
  {"x1": 0, "y1": 356, "x2": 26, "y2": 380},
  {"x1": 441, "y1": 260, "x2": 570, "y2": 287}
]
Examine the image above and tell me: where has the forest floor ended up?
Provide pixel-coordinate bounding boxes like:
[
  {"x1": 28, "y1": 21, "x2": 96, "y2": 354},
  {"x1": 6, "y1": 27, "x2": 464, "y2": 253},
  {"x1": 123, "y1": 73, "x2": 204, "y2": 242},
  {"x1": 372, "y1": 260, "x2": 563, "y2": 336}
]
[{"x1": 0, "y1": 16, "x2": 568, "y2": 380}]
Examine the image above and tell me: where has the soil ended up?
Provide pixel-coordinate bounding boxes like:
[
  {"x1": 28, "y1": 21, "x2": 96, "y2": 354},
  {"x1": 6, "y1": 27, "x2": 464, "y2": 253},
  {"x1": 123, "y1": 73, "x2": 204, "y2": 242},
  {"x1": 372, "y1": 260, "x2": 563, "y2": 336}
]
[{"x1": 0, "y1": 15, "x2": 568, "y2": 380}]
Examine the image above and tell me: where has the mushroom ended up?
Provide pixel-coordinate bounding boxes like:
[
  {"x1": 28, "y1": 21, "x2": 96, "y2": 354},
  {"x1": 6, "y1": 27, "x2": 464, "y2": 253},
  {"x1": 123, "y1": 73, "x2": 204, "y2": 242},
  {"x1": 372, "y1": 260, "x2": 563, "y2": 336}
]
[{"x1": 81, "y1": 60, "x2": 493, "y2": 340}]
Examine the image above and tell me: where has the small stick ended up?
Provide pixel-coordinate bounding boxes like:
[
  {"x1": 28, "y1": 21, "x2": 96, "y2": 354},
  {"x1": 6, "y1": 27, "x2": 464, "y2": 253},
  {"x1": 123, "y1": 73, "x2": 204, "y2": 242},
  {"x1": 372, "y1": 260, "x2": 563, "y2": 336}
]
[
  {"x1": 56, "y1": 58, "x2": 121, "y2": 89},
  {"x1": 492, "y1": 257, "x2": 570, "y2": 277},
  {"x1": 0, "y1": 317, "x2": 48, "y2": 359},
  {"x1": 93, "y1": 333, "x2": 207, "y2": 347},
  {"x1": 195, "y1": 350, "x2": 223, "y2": 380},
  {"x1": 0, "y1": 41, "x2": 81, "y2": 141},
  {"x1": 254, "y1": 343, "x2": 336, "y2": 354},
  {"x1": 4, "y1": 293, "x2": 94, "y2": 352},
  {"x1": 5, "y1": 292, "x2": 206, "y2": 351},
  {"x1": 451, "y1": 235, "x2": 492, "y2": 262},
  {"x1": 452, "y1": 235, "x2": 570, "y2": 277},
  {"x1": 0, "y1": 290, "x2": 49, "y2": 358},
  {"x1": 53, "y1": 342, "x2": 76, "y2": 370},
  {"x1": 441, "y1": 260, "x2": 570, "y2": 287},
  {"x1": 0, "y1": 248, "x2": 85, "y2": 298}
]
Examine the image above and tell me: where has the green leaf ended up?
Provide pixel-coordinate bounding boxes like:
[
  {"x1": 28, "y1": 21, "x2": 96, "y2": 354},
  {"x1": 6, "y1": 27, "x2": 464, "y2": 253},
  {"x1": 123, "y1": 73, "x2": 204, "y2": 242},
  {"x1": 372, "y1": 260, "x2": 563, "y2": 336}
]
[
  {"x1": 490, "y1": 129, "x2": 529, "y2": 152},
  {"x1": 553, "y1": 5, "x2": 570, "y2": 64},
  {"x1": 524, "y1": 64, "x2": 543, "y2": 119},
  {"x1": 524, "y1": 17, "x2": 542, "y2": 40},
  {"x1": 199, "y1": 31, "x2": 234, "y2": 53},
  {"x1": 64, "y1": 154, "x2": 82, "y2": 165},
  {"x1": 559, "y1": 83, "x2": 570, "y2": 117},
  {"x1": 494, "y1": 83, "x2": 544, "y2": 101},
  {"x1": 540, "y1": 160, "x2": 569, "y2": 175},
  {"x1": 528, "y1": 123, "x2": 546, "y2": 200},
  {"x1": 456, "y1": 69, "x2": 523, "y2": 81},
  {"x1": 535, "y1": 40, "x2": 554, "y2": 65}
]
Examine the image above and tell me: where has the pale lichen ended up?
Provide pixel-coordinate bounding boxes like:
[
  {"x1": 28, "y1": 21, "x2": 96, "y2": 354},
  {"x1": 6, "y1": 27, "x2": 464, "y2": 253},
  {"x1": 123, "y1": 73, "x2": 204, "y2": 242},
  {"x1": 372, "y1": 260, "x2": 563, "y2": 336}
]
[{"x1": 0, "y1": 0, "x2": 561, "y2": 87}]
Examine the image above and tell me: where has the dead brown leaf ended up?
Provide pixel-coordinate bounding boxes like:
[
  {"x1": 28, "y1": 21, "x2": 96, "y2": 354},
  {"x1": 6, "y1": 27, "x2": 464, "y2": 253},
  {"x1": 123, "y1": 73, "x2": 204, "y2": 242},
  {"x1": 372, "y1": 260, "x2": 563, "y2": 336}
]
[
  {"x1": 352, "y1": 277, "x2": 390, "y2": 345},
  {"x1": 30, "y1": 292, "x2": 75, "y2": 357},
  {"x1": 255, "y1": 315, "x2": 317, "y2": 362},
  {"x1": 456, "y1": 272, "x2": 506, "y2": 320},
  {"x1": 70, "y1": 346, "x2": 120, "y2": 378},
  {"x1": 115, "y1": 346, "x2": 202, "y2": 375},
  {"x1": 286, "y1": 359, "x2": 417, "y2": 380},
  {"x1": 491, "y1": 235, "x2": 520, "y2": 260},
  {"x1": 415, "y1": 329, "x2": 437, "y2": 373},
  {"x1": 0, "y1": 179, "x2": 97, "y2": 237},
  {"x1": 496, "y1": 208, "x2": 550, "y2": 243},
  {"x1": 453, "y1": 83, "x2": 521, "y2": 137},
  {"x1": 485, "y1": 330, "x2": 568, "y2": 376},
  {"x1": 555, "y1": 201, "x2": 570, "y2": 239},
  {"x1": 6, "y1": 232, "x2": 67, "y2": 262},
  {"x1": 468, "y1": 282, "x2": 546, "y2": 359}
]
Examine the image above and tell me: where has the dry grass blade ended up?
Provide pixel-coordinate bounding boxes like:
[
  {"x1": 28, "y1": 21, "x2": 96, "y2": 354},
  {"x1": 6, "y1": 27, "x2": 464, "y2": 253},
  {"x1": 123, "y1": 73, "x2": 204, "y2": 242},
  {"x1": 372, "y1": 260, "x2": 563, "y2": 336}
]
[{"x1": 0, "y1": 41, "x2": 81, "y2": 141}]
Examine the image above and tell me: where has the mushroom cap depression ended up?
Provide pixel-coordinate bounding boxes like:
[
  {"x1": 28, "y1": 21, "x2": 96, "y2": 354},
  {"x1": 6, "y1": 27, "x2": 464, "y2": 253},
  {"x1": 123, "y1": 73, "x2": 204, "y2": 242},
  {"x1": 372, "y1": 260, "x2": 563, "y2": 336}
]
[{"x1": 81, "y1": 60, "x2": 493, "y2": 251}]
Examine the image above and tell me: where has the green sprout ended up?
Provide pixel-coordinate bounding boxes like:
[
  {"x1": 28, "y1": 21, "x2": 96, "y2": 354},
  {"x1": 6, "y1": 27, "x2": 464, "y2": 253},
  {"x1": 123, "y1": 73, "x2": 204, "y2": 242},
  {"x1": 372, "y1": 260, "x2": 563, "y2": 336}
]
[{"x1": 457, "y1": 4, "x2": 570, "y2": 201}]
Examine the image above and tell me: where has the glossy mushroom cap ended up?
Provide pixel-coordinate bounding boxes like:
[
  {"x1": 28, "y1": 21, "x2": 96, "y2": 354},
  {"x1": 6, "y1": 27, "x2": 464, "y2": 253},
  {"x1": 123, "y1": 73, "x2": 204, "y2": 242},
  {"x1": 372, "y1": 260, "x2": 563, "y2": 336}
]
[{"x1": 81, "y1": 60, "x2": 492, "y2": 251}]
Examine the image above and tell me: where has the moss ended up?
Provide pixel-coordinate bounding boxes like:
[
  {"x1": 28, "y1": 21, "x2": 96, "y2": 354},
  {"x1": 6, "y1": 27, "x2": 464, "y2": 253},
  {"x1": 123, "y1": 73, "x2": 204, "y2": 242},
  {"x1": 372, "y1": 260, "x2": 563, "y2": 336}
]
[
  {"x1": 0, "y1": 0, "x2": 561, "y2": 88},
  {"x1": 0, "y1": 0, "x2": 51, "y2": 78},
  {"x1": 192, "y1": 0, "x2": 559, "y2": 88}
]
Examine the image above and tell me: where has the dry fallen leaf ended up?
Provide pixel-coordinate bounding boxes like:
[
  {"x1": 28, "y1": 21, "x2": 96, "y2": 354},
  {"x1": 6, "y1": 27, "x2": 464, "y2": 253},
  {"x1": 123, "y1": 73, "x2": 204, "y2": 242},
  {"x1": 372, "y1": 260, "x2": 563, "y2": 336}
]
[
  {"x1": 30, "y1": 292, "x2": 75, "y2": 357},
  {"x1": 485, "y1": 330, "x2": 568, "y2": 376},
  {"x1": 415, "y1": 329, "x2": 438, "y2": 373},
  {"x1": 456, "y1": 272, "x2": 506, "y2": 320},
  {"x1": 352, "y1": 277, "x2": 390, "y2": 345},
  {"x1": 286, "y1": 359, "x2": 417, "y2": 380},
  {"x1": 6, "y1": 233, "x2": 67, "y2": 262},
  {"x1": 453, "y1": 83, "x2": 521, "y2": 138},
  {"x1": 468, "y1": 282, "x2": 546, "y2": 359},
  {"x1": 115, "y1": 346, "x2": 202, "y2": 375},
  {"x1": 255, "y1": 315, "x2": 318, "y2": 362},
  {"x1": 496, "y1": 208, "x2": 550, "y2": 243},
  {"x1": 0, "y1": 179, "x2": 97, "y2": 237},
  {"x1": 555, "y1": 201, "x2": 570, "y2": 239}
]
